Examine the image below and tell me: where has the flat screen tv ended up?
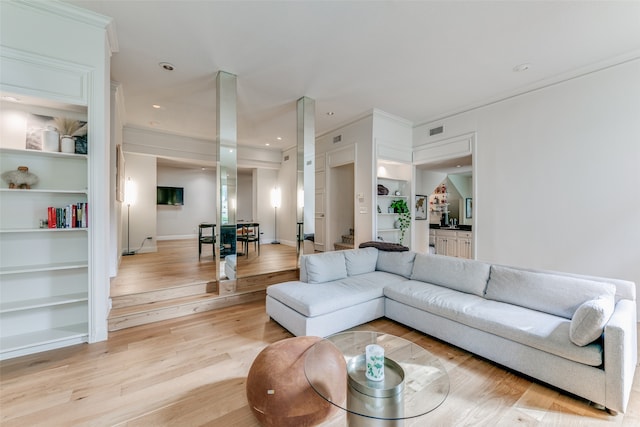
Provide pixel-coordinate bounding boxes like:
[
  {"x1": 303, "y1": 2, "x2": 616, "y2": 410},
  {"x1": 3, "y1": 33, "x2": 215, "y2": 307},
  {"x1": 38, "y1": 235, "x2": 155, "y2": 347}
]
[{"x1": 157, "y1": 186, "x2": 184, "y2": 206}]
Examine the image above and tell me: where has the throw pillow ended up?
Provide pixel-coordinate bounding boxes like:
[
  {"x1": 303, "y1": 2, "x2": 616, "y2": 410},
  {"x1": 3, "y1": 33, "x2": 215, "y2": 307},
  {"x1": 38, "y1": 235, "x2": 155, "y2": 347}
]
[{"x1": 569, "y1": 295, "x2": 615, "y2": 346}]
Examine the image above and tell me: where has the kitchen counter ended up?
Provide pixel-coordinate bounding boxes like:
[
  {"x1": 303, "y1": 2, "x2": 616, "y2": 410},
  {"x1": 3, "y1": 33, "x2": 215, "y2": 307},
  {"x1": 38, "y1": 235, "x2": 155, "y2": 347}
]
[{"x1": 430, "y1": 224, "x2": 472, "y2": 231}]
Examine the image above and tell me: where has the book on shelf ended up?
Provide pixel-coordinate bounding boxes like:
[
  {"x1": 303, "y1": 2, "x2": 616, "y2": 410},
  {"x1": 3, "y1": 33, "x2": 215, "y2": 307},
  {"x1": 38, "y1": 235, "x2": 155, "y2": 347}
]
[{"x1": 46, "y1": 203, "x2": 88, "y2": 229}]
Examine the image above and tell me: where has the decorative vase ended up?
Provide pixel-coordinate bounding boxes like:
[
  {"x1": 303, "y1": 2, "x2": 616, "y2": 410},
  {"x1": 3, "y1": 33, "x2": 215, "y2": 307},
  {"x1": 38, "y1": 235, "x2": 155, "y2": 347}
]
[
  {"x1": 60, "y1": 136, "x2": 75, "y2": 153},
  {"x1": 2, "y1": 166, "x2": 39, "y2": 189},
  {"x1": 42, "y1": 126, "x2": 59, "y2": 152}
]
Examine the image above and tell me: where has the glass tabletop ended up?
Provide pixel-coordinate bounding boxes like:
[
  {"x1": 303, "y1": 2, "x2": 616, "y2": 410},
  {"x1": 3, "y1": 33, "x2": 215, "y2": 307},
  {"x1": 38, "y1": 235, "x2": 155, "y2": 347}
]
[{"x1": 304, "y1": 331, "x2": 449, "y2": 421}]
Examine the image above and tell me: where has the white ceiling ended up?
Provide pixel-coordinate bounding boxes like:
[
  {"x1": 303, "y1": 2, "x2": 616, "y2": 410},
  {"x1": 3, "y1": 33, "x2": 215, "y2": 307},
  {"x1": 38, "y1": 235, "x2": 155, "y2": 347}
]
[{"x1": 65, "y1": 0, "x2": 640, "y2": 153}]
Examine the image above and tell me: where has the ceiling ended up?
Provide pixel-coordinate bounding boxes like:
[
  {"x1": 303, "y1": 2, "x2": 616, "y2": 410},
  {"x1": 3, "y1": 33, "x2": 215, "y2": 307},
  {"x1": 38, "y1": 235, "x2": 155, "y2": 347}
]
[{"x1": 64, "y1": 1, "x2": 640, "y2": 154}]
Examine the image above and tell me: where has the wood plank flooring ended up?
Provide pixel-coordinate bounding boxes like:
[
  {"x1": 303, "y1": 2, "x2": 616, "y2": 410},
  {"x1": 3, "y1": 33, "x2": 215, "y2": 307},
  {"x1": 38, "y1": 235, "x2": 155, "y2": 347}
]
[
  {"x1": 110, "y1": 239, "x2": 298, "y2": 296},
  {"x1": 1, "y1": 300, "x2": 639, "y2": 426}
]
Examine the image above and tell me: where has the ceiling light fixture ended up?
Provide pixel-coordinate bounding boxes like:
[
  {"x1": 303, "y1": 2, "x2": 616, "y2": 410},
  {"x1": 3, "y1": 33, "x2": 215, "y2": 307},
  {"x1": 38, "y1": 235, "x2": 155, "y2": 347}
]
[
  {"x1": 276, "y1": 136, "x2": 282, "y2": 141},
  {"x1": 265, "y1": 143, "x2": 270, "y2": 146},
  {"x1": 152, "y1": 104, "x2": 161, "y2": 109},
  {"x1": 326, "y1": 111, "x2": 335, "y2": 116},
  {"x1": 513, "y1": 63, "x2": 531, "y2": 72},
  {"x1": 159, "y1": 62, "x2": 175, "y2": 71}
]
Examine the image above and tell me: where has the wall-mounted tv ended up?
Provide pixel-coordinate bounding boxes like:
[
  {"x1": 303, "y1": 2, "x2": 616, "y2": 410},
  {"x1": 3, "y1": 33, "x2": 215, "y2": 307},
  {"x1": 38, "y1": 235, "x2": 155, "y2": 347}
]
[{"x1": 157, "y1": 186, "x2": 184, "y2": 206}]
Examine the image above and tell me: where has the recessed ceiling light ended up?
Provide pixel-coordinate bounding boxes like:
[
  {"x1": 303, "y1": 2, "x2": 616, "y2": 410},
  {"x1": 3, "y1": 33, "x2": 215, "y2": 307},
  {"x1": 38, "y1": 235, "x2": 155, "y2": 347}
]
[
  {"x1": 276, "y1": 136, "x2": 282, "y2": 141},
  {"x1": 456, "y1": 165, "x2": 461, "y2": 168},
  {"x1": 513, "y1": 63, "x2": 531, "y2": 72},
  {"x1": 1, "y1": 95, "x2": 20, "y2": 102},
  {"x1": 159, "y1": 62, "x2": 175, "y2": 71},
  {"x1": 152, "y1": 104, "x2": 161, "y2": 109},
  {"x1": 265, "y1": 143, "x2": 270, "y2": 146},
  {"x1": 326, "y1": 111, "x2": 335, "y2": 116}
]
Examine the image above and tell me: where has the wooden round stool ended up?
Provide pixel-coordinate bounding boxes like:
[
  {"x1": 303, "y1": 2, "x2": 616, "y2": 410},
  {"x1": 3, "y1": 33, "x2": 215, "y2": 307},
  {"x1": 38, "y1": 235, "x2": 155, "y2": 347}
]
[{"x1": 246, "y1": 336, "x2": 346, "y2": 426}]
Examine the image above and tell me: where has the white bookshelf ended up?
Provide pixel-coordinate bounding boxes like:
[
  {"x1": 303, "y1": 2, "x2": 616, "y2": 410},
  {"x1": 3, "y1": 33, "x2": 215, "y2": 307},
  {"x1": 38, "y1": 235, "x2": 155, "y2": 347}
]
[
  {"x1": 0, "y1": 104, "x2": 90, "y2": 360},
  {"x1": 376, "y1": 177, "x2": 409, "y2": 244}
]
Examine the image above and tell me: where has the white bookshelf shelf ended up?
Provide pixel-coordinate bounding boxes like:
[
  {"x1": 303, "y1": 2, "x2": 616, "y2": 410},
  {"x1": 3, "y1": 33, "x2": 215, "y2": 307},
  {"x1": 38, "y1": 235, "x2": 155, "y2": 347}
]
[
  {"x1": 0, "y1": 147, "x2": 87, "y2": 160},
  {"x1": 0, "y1": 293, "x2": 88, "y2": 313},
  {"x1": 0, "y1": 324, "x2": 88, "y2": 354},
  {"x1": 0, "y1": 228, "x2": 88, "y2": 233},
  {"x1": 0, "y1": 261, "x2": 88, "y2": 275},
  {"x1": 0, "y1": 188, "x2": 88, "y2": 195}
]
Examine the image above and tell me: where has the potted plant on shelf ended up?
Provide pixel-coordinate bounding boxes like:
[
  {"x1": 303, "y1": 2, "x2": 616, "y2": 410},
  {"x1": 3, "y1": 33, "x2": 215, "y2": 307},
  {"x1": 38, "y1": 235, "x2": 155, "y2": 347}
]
[{"x1": 390, "y1": 199, "x2": 411, "y2": 245}]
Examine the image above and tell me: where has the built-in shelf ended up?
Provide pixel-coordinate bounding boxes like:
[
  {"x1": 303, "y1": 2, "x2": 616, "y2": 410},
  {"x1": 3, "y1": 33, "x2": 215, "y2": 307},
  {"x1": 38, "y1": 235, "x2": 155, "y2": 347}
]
[
  {"x1": 0, "y1": 293, "x2": 88, "y2": 313},
  {"x1": 0, "y1": 324, "x2": 88, "y2": 354},
  {"x1": 0, "y1": 95, "x2": 90, "y2": 360},
  {"x1": 376, "y1": 176, "x2": 410, "y2": 245},
  {"x1": 0, "y1": 262, "x2": 88, "y2": 275},
  {"x1": 0, "y1": 188, "x2": 88, "y2": 194}
]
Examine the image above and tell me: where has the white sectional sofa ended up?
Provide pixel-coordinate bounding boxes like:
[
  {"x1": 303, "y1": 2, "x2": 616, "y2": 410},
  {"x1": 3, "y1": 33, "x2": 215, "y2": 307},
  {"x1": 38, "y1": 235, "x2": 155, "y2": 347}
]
[{"x1": 265, "y1": 247, "x2": 637, "y2": 413}]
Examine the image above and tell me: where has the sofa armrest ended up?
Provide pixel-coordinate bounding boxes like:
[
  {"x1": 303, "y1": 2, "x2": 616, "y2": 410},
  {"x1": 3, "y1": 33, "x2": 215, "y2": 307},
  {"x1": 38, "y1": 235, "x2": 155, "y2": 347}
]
[{"x1": 604, "y1": 299, "x2": 638, "y2": 413}]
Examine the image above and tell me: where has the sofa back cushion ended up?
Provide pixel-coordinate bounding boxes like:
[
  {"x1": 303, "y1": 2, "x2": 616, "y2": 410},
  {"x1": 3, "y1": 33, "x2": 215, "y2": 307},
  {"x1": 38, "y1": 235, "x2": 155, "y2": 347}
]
[
  {"x1": 344, "y1": 247, "x2": 379, "y2": 276},
  {"x1": 300, "y1": 251, "x2": 347, "y2": 284},
  {"x1": 376, "y1": 251, "x2": 416, "y2": 278},
  {"x1": 410, "y1": 254, "x2": 491, "y2": 297},
  {"x1": 485, "y1": 265, "x2": 617, "y2": 319}
]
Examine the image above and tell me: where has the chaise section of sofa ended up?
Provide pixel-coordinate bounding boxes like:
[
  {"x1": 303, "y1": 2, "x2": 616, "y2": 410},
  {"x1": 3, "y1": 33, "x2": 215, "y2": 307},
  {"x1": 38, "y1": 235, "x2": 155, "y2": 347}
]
[{"x1": 266, "y1": 248, "x2": 411, "y2": 337}]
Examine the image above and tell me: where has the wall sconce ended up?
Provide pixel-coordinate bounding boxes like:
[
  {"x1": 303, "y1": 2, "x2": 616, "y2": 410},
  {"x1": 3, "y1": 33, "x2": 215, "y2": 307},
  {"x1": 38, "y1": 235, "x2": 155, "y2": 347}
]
[{"x1": 271, "y1": 187, "x2": 281, "y2": 244}]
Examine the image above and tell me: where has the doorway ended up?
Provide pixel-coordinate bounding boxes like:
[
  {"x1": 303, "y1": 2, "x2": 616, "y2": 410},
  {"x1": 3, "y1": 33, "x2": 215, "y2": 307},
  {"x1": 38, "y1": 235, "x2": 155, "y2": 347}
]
[{"x1": 328, "y1": 162, "x2": 355, "y2": 251}]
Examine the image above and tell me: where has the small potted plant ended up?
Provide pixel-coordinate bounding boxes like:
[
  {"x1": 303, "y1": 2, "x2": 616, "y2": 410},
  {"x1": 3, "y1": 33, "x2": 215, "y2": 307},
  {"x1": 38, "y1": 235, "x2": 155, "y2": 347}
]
[{"x1": 390, "y1": 199, "x2": 411, "y2": 245}]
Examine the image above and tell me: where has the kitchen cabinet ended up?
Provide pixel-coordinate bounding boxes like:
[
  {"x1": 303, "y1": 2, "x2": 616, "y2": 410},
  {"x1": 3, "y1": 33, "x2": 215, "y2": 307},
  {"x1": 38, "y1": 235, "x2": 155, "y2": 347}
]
[
  {"x1": 457, "y1": 231, "x2": 472, "y2": 259},
  {"x1": 432, "y1": 229, "x2": 473, "y2": 259}
]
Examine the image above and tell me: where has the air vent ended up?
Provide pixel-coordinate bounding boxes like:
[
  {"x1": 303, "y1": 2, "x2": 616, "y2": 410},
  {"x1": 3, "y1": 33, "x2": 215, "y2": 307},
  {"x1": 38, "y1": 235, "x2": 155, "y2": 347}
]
[
  {"x1": 429, "y1": 125, "x2": 444, "y2": 136},
  {"x1": 306, "y1": 160, "x2": 312, "y2": 166},
  {"x1": 284, "y1": 155, "x2": 290, "y2": 161},
  {"x1": 333, "y1": 135, "x2": 342, "y2": 143}
]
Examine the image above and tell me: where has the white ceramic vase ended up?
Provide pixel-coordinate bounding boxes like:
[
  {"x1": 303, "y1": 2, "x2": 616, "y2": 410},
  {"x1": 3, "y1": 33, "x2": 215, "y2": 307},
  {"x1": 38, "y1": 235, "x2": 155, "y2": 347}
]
[
  {"x1": 42, "y1": 127, "x2": 59, "y2": 152},
  {"x1": 60, "y1": 136, "x2": 75, "y2": 154}
]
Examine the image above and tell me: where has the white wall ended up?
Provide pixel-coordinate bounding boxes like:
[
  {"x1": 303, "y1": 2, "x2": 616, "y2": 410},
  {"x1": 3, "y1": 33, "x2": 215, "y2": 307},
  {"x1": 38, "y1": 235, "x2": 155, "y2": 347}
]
[
  {"x1": 237, "y1": 170, "x2": 253, "y2": 221},
  {"x1": 415, "y1": 60, "x2": 640, "y2": 314},
  {"x1": 121, "y1": 153, "x2": 157, "y2": 253},
  {"x1": 317, "y1": 114, "x2": 373, "y2": 249},
  {"x1": 277, "y1": 146, "x2": 298, "y2": 245},
  {"x1": 256, "y1": 168, "x2": 278, "y2": 242},
  {"x1": 156, "y1": 165, "x2": 216, "y2": 239}
]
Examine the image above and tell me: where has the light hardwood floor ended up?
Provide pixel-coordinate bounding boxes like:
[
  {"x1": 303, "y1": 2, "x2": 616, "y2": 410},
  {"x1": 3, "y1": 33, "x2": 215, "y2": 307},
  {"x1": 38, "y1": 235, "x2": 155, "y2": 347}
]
[
  {"x1": 1, "y1": 300, "x2": 639, "y2": 426},
  {"x1": 110, "y1": 239, "x2": 299, "y2": 296}
]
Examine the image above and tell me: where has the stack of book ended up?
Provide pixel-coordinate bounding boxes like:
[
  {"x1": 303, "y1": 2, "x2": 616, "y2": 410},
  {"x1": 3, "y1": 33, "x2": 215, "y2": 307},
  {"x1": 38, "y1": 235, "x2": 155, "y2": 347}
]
[{"x1": 47, "y1": 203, "x2": 88, "y2": 228}]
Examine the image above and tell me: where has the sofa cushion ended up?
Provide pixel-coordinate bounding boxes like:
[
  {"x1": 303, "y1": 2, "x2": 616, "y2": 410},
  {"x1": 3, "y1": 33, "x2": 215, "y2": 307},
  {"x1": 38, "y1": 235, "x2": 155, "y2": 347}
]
[
  {"x1": 376, "y1": 250, "x2": 416, "y2": 278},
  {"x1": 344, "y1": 247, "x2": 379, "y2": 276},
  {"x1": 267, "y1": 271, "x2": 405, "y2": 317},
  {"x1": 411, "y1": 254, "x2": 490, "y2": 297},
  {"x1": 570, "y1": 295, "x2": 615, "y2": 346},
  {"x1": 300, "y1": 251, "x2": 347, "y2": 283},
  {"x1": 384, "y1": 280, "x2": 603, "y2": 366},
  {"x1": 485, "y1": 265, "x2": 617, "y2": 319}
]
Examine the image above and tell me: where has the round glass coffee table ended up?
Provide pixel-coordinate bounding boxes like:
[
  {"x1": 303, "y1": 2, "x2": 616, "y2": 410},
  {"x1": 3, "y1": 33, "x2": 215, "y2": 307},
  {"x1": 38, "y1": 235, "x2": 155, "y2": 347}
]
[{"x1": 304, "y1": 331, "x2": 449, "y2": 426}]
